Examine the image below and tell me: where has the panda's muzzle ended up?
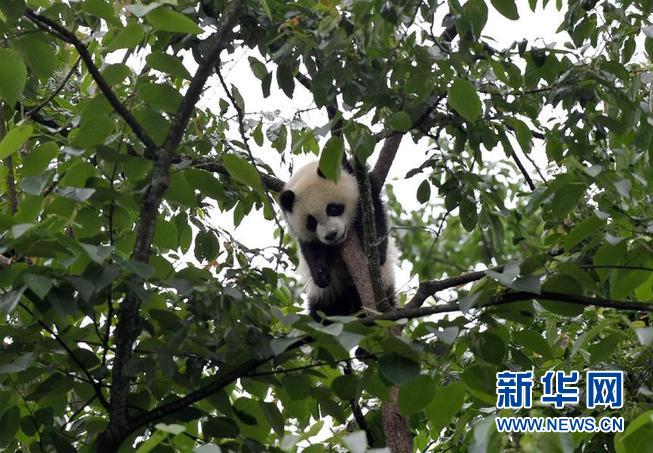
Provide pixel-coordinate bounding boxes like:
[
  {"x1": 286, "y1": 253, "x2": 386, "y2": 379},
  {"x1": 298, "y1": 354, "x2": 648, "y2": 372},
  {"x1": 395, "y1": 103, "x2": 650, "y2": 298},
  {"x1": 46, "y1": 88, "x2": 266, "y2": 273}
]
[
  {"x1": 325, "y1": 231, "x2": 338, "y2": 241},
  {"x1": 321, "y1": 229, "x2": 347, "y2": 245}
]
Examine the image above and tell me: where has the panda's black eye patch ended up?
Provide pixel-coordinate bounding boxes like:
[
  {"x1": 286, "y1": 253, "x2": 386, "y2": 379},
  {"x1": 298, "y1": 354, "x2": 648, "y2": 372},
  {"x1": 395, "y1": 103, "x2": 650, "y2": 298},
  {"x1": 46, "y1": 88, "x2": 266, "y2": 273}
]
[
  {"x1": 326, "y1": 203, "x2": 344, "y2": 216},
  {"x1": 306, "y1": 215, "x2": 317, "y2": 232}
]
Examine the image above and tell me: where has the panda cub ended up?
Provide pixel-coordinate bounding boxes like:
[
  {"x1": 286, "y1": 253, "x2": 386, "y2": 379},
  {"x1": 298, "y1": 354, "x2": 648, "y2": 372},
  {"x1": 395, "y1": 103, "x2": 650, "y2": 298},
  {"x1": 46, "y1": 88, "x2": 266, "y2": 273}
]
[{"x1": 278, "y1": 160, "x2": 396, "y2": 321}]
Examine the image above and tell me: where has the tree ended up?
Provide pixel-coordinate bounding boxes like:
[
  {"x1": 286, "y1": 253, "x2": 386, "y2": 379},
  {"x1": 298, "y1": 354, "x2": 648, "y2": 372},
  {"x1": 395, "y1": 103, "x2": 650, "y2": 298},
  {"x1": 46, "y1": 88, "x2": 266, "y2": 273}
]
[{"x1": 0, "y1": 0, "x2": 652, "y2": 451}]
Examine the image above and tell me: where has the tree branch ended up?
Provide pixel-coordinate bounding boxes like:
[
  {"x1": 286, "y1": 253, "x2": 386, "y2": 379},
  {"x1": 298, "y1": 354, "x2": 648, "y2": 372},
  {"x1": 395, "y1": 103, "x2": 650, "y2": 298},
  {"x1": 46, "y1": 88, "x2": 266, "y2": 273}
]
[
  {"x1": 343, "y1": 361, "x2": 375, "y2": 447},
  {"x1": 123, "y1": 357, "x2": 269, "y2": 439},
  {"x1": 97, "y1": 3, "x2": 243, "y2": 451},
  {"x1": 370, "y1": 134, "x2": 403, "y2": 194},
  {"x1": 24, "y1": 9, "x2": 157, "y2": 152},
  {"x1": 406, "y1": 269, "x2": 495, "y2": 309},
  {"x1": 353, "y1": 161, "x2": 391, "y2": 312},
  {"x1": 28, "y1": 56, "x2": 80, "y2": 118},
  {"x1": 194, "y1": 158, "x2": 285, "y2": 192},
  {"x1": 366, "y1": 290, "x2": 653, "y2": 324},
  {"x1": 18, "y1": 302, "x2": 109, "y2": 410},
  {"x1": 347, "y1": 160, "x2": 410, "y2": 452}
]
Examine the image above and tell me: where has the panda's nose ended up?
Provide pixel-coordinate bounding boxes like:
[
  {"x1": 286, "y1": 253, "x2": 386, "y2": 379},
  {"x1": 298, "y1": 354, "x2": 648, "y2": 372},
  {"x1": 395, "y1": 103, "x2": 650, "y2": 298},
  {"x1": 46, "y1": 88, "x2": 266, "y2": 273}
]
[{"x1": 325, "y1": 231, "x2": 338, "y2": 241}]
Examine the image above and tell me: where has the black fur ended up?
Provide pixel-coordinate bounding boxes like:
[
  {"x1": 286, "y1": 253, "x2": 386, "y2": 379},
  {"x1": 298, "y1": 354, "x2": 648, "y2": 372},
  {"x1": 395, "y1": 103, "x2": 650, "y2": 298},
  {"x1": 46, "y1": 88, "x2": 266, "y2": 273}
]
[{"x1": 279, "y1": 190, "x2": 295, "y2": 212}]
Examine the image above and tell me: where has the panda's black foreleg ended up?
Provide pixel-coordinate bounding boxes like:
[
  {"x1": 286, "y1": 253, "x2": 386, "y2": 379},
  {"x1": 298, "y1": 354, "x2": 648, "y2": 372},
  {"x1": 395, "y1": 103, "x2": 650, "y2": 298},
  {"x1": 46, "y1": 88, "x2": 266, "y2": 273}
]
[{"x1": 300, "y1": 241, "x2": 335, "y2": 288}]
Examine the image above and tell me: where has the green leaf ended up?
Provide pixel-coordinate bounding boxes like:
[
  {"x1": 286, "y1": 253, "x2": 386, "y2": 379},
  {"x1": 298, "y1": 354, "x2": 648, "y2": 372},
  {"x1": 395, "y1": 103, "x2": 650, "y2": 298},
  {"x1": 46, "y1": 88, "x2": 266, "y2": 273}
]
[
  {"x1": 154, "y1": 423, "x2": 185, "y2": 435},
  {"x1": 14, "y1": 34, "x2": 57, "y2": 79},
  {"x1": 462, "y1": 0, "x2": 488, "y2": 39},
  {"x1": 461, "y1": 364, "x2": 496, "y2": 405},
  {"x1": 514, "y1": 330, "x2": 552, "y2": 358},
  {"x1": 470, "y1": 415, "x2": 501, "y2": 453},
  {"x1": 135, "y1": 431, "x2": 168, "y2": 453},
  {"x1": 0, "y1": 407, "x2": 20, "y2": 447},
  {"x1": 20, "y1": 175, "x2": 48, "y2": 195},
  {"x1": 593, "y1": 242, "x2": 626, "y2": 283},
  {"x1": 634, "y1": 327, "x2": 653, "y2": 347},
  {"x1": 125, "y1": 3, "x2": 161, "y2": 17},
  {"x1": 388, "y1": 111, "x2": 412, "y2": 132},
  {"x1": 398, "y1": 375, "x2": 437, "y2": 416},
  {"x1": 79, "y1": 243, "x2": 113, "y2": 264},
  {"x1": 0, "y1": 123, "x2": 32, "y2": 160},
  {"x1": 539, "y1": 274, "x2": 585, "y2": 316},
  {"x1": 550, "y1": 183, "x2": 585, "y2": 219},
  {"x1": 342, "y1": 431, "x2": 367, "y2": 453},
  {"x1": 146, "y1": 7, "x2": 203, "y2": 35},
  {"x1": 22, "y1": 273, "x2": 53, "y2": 300},
  {"x1": 55, "y1": 187, "x2": 95, "y2": 202},
  {"x1": 252, "y1": 121, "x2": 264, "y2": 146},
  {"x1": 615, "y1": 410, "x2": 653, "y2": 453},
  {"x1": 565, "y1": 216, "x2": 603, "y2": 251},
  {"x1": 0, "y1": 287, "x2": 26, "y2": 315},
  {"x1": 261, "y1": 401, "x2": 285, "y2": 436},
  {"x1": 0, "y1": 0, "x2": 26, "y2": 21},
  {"x1": 448, "y1": 78, "x2": 482, "y2": 122},
  {"x1": 331, "y1": 375, "x2": 359, "y2": 400},
  {"x1": 248, "y1": 56, "x2": 268, "y2": 80},
  {"x1": 318, "y1": 136, "x2": 344, "y2": 182},
  {"x1": 82, "y1": 0, "x2": 117, "y2": 22},
  {"x1": 146, "y1": 52, "x2": 191, "y2": 80},
  {"x1": 507, "y1": 118, "x2": 533, "y2": 152},
  {"x1": 22, "y1": 141, "x2": 58, "y2": 176},
  {"x1": 344, "y1": 124, "x2": 375, "y2": 162},
  {"x1": 106, "y1": 22, "x2": 145, "y2": 50},
  {"x1": 378, "y1": 353, "x2": 420, "y2": 386},
  {"x1": 70, "y1": 116, "x2": 113, "y2": 148},
  {"x1": 460, "y1": 194, "x2": 478, "y2": 231},
  {"x1": 470, "y1": 331, "x2": 506, "y2": 364},
  {"x1": 491, "y1": 0, "x2": 519, "y2": 20},
  {"x1": 425, "y1": 382, "x2": 465, "y2": 433},
  {"x1": 0, "y1": 353, "x2": 32, "y2": 374},
  {"x1": 611, "y1": 246, "x2": 653, "y2": 300},
  {"x1": 223, "y1": 154, "x2": 263, "y2": 193},
  {"x1": 589, "y1": 332, "x2": 622, "y2": 364},
  {"x1": 276, "y1": 64, "x2": 295, "y2": 98},
  {"x1": 0, "y1": 48, "x2": 26, "y2": 106},
  {"x1": 202, "y1": 416, "x2": 239, "y2": 439},
  {"x1": 416, "y1": 180, "x2": 431, "y2": 203},
  {"x1": 154, "y1": 217, "x2": 178, "y2": 251},
  {"x1": 138, "y1": 82, "x2": 182, "y2": 113},
  {"x1": 101, "y1": 63, "x2": 131, "y2": 86}
]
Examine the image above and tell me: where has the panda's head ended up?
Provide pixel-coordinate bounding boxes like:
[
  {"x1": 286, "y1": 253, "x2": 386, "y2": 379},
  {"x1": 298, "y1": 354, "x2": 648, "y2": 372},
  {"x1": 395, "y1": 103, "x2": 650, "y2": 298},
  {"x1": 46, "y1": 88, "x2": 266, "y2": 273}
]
[{"x1": 278, "y1": 161, "x2": 359, "y2": 245}]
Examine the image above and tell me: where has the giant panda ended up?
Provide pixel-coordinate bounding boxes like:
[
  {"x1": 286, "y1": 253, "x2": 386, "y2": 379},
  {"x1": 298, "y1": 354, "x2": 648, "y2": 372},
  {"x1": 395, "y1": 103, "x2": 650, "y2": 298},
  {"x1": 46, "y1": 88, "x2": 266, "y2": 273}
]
[{"x1": 278, "y1": 160, "x2": 396, "y2": 321}]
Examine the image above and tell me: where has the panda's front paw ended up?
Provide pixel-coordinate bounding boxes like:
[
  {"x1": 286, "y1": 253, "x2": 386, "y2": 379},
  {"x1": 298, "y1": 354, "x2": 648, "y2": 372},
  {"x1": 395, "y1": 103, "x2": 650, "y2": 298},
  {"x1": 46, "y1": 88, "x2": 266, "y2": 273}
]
[{"x1": 314, "y1": 269, "x2": 330, "y2": 288}]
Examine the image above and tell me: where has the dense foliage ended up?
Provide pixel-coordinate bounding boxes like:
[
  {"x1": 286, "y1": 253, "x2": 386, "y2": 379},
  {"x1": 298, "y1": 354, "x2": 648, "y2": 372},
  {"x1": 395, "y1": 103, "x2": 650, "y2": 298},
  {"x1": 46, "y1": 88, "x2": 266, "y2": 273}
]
[{"x1": 0, "y1": 0, "x2": 652, "y2": 451}]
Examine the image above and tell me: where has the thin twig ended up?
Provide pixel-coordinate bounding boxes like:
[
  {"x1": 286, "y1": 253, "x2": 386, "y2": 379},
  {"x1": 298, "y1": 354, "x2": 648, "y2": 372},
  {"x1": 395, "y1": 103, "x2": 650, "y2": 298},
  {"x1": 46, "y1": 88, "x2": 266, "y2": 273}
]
[
  {"x1": 25, "y1": 10, "x2": 157, "y2": 152},
  {"x1": 28, "y1": 56, "x2": 81, "y2": 117},
  {"x1": 18, "y1": 302, "x2": 110, "y2": 410}
]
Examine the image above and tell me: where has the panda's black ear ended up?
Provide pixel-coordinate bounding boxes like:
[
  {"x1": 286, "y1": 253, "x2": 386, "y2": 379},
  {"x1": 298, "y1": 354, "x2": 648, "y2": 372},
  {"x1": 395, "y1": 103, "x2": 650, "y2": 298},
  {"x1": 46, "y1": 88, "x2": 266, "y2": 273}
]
[
  {"x1": 279, "y1": 190, "x2": 295, "y2": 212},
  {"x1": 316, "y1": 167, "x2": 326, "y2": 179},
  {"x1": 341, "y1": 158, "x2": 353, "y2": 174}
]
